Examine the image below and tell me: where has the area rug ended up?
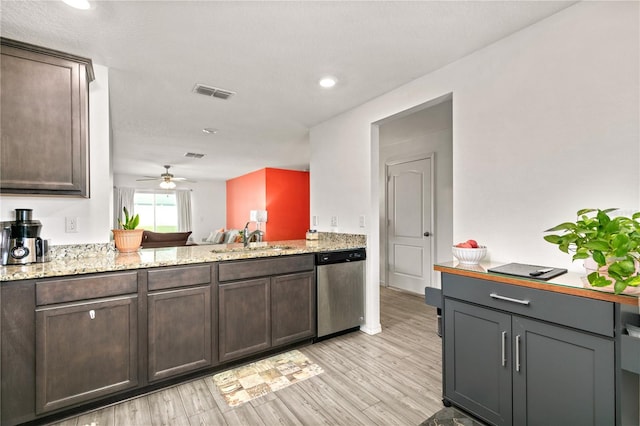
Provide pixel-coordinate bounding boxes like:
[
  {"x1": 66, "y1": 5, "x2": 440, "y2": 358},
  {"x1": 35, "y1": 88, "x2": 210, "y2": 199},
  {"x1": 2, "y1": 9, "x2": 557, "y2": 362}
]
[
  {"x1": 212, "y1": 349, "x2": 324, "y2": 407},
  {"x1": 419, "y1": 406, "x2": 487, "y2": 426}
]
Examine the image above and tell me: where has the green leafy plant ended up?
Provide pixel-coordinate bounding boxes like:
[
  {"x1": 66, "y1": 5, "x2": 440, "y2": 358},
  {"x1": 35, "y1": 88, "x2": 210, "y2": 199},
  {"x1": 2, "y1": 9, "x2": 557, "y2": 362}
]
[
  {"x1": 544, "y1": 208, "x2": 640, "y2": 294},
  {"x1": 117, "y1": 206, "x2": 140, "y2": 230}
]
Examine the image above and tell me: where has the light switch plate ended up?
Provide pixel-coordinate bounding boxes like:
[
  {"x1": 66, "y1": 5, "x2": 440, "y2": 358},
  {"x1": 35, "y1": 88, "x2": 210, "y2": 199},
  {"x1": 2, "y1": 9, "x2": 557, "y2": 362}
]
[
  {"x1": 330, "y1": 216, "x2": 338, "y2": 227},
  {"x1": 359, "y1": 215, "x2": 366, "y2": 228}
]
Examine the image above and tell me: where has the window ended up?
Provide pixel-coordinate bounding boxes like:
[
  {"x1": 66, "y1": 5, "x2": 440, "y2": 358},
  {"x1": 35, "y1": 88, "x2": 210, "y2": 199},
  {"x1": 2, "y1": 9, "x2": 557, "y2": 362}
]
[{"x1": 134, "y1": 192, "x2": 178, "y2": 232}]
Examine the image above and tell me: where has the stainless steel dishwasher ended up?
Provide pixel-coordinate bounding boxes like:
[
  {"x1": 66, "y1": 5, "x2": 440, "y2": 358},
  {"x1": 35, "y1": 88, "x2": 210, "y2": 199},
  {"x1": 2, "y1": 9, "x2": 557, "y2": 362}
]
[{"x1": 315, "y1": 248, "x2": 366, "y2": 338}]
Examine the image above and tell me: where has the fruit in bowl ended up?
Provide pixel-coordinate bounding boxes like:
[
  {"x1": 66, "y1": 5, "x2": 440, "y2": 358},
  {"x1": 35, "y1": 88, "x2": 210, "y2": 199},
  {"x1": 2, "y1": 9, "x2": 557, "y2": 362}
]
[{"x1": 452, "y1": 239, "x2": 487, "y2": 264}]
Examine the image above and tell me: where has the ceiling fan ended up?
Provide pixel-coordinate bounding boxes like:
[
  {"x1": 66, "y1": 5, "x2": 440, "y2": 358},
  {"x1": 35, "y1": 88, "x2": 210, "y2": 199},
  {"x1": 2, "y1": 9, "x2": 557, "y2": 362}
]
[{"x1": 136, "y1": 165, "x2": 194, "y2": 189}]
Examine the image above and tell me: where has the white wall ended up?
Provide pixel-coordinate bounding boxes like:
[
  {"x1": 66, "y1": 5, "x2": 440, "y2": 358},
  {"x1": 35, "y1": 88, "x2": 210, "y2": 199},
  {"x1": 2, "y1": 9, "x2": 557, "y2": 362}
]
[
  {"x1": 113, "y1": 174, "x2": 227, "y2": 243},
  {"x1": 310, "y1": 1, "x2": 640, "y2": 334},
  {"x1": 0, "y1": 64, "x2": 113, "y2": 244}
]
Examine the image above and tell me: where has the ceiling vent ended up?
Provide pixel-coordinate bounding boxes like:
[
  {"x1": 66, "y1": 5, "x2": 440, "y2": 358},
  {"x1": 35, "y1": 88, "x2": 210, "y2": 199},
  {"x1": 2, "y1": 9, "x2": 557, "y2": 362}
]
[
  {"x1": 184, "y1": 152, "x2": 205, "y2": 159},
  {"x1": 192, "y1": 83, "x2": 235, "y2": 100}
]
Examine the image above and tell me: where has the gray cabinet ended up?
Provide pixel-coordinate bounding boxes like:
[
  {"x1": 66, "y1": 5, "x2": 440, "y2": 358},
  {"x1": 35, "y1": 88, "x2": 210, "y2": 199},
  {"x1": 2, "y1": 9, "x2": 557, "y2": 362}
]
[
  {"x1": 147, "y1": 265, "x2": 214, "y2": 382},
  {"x1": 512, "y1": 316, "x2": 614, "y2": 426},
  {"x1": 0, "y1": 38, "x2": 93, "y2": 197},
  {"x1": 444, "y1": 299, "x2": 512, "y2": 426},
  {"x1": 442, "y1": 274, "x2": 616, "y2": 426},
  {"x1": 218, "y1": 255, "x2": 315, "y2": 362}
]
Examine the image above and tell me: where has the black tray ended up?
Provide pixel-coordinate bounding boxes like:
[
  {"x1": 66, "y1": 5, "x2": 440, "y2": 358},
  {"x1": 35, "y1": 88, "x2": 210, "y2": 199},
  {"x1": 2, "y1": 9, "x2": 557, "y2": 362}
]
[{"x1": 487, "y1": 263, "x2": 568, "y2": 281}]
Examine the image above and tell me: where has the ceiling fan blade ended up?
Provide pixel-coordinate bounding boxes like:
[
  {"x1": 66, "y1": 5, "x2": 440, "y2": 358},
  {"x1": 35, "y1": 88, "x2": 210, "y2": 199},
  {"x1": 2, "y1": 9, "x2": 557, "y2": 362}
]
[{"x1": 136, "y1": 177, "x2": 161, "y2": 181}]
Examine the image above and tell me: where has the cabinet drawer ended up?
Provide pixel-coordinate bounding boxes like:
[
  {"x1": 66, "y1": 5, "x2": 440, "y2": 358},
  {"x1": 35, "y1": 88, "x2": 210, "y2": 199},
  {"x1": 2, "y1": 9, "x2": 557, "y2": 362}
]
[
  {"x1": 219, "y1": 255, "x2": 314, "y2": 282},
  {"x1": 442, "y1": 274, "x2": 614, "y2": 337},
  {"x1": 36, "y1": 272, "x2": 138, "y2": 306},
  {"x1": 147, "y1": 265, "x2": 211, "y2": 291}
]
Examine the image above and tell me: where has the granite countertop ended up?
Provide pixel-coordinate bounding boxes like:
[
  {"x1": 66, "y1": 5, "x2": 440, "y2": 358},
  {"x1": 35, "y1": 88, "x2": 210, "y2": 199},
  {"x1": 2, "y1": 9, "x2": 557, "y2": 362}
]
[
  {"x1": 1, "y1": 233, "x2": 366, "y2": 282},
  {"x1": 435, "y1": 261, "x2": 640, "y2": 306}
]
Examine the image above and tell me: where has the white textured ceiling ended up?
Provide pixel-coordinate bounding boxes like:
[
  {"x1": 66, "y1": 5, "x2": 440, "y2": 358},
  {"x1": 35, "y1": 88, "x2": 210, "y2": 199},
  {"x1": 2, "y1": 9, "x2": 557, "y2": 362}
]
[{"x1": 1, "y1": 0, "x2": 575, "y2": 182}]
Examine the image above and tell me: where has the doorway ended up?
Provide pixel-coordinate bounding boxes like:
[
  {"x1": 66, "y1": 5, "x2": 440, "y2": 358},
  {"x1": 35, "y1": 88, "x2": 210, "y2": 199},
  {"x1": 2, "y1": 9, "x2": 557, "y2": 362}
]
[
  {"x1": 387, "y1": 156, "x2": 434, "y2": 294},
  {"x1": 377, "y1": 96, "x2": 453, "y2": 295}
]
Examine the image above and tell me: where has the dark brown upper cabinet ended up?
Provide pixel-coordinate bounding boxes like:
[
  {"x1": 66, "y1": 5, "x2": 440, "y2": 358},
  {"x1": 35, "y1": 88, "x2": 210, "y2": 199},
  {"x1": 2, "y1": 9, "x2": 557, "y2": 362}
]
[{"x1": 0, "y1": 38, "x2": 94, "y2": 197}]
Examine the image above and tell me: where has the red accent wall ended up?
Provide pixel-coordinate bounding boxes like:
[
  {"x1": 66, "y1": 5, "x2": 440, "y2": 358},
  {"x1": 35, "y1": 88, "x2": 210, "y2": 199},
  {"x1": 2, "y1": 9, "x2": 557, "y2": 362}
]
[
  {"x1": 226, "y1": 168, "x2": 266, "y2": 231},
  {"x1": 226, "y1": 168, "x2": 309, "y2": 241}
]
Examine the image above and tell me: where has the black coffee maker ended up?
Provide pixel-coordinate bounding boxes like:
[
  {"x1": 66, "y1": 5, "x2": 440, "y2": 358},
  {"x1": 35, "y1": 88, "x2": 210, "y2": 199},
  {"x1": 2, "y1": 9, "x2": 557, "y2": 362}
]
[{"x1": 5, "y1": 209, "x2": 48, "y2": 265}]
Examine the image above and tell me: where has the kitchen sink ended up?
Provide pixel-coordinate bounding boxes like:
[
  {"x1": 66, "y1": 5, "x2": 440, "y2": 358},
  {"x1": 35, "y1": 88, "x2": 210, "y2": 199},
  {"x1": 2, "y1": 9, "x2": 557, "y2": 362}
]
[{"x1": 210, "y1": 244, "x2": 295, "y2": 253}]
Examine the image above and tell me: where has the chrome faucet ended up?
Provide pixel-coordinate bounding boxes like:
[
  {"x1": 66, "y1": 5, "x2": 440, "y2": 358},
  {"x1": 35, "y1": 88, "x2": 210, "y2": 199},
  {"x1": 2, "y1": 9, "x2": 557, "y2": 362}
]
[
  {"x1": 243, "y1": 222, "x2": 251, "y2": 246},
  {"x1": 243, "y1": 221, "x2": 264, "y2": 247}
]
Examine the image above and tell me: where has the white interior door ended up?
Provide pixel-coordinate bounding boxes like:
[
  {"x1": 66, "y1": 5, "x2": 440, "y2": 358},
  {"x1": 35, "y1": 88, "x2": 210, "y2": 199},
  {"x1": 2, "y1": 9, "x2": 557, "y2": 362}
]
[{"x1": 387, "y1": 157, "x2": 433, "y2": 295}]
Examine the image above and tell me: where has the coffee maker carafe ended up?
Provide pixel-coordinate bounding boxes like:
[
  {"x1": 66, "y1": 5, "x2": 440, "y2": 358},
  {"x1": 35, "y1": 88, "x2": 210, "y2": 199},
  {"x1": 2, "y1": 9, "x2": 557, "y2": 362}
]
[{"x1": 8, "y1": 209, "x2": 42, "y2": 265}]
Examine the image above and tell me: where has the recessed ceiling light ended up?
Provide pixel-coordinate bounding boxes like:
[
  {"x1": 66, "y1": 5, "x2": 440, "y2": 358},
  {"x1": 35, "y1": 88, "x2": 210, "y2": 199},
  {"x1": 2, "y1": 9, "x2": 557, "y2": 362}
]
[
  {"x1": 319, "y1": 77, "x2": 337, "y2": 88},
  {"x1": 62, "y1": 0, "x2": 91, "y2": 10},
  {"x1": 202, "y1": 128, "x2": 218, "y2": 134}
]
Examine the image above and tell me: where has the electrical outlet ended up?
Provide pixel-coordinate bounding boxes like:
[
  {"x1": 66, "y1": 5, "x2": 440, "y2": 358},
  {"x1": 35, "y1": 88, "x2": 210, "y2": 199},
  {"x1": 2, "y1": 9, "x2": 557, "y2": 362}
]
[
  {"x1": 65, "y1": 217, "x2": 78, "y2": 233},
  {"x1": 312, "y1": 215, "x2": 318, "y2": 227},
  {"x1": 359, "y1": 215, "x2": 366, "y2": 228},
  {"x1": 331, "y1": 216, "x2": 338, "y2": 227}
]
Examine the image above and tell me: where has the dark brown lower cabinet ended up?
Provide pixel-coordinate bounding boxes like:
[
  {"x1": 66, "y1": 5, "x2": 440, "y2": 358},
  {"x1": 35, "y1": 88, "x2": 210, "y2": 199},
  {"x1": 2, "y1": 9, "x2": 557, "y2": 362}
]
[
  {"x1": 148, "y1": 285, "x2": 212, "y2": 381},
  {"x1": 35, "y1": 295, "x2": 138, "y2": 414},
  {"x1": 217, "y1": 255, "x2": 316, "y2": 363},
  {"x1": 218, "y1": 278, "x2": 271, "y2": 362},
  {"x1": 1, "y1": 256, "x2": 316, "y2": 426},
  {"x1": 218, "y1": 268, "x2": 316, "y2": 362},
  {"x1": 272, "y1": 272, "x2": 315, "y2": 346}
]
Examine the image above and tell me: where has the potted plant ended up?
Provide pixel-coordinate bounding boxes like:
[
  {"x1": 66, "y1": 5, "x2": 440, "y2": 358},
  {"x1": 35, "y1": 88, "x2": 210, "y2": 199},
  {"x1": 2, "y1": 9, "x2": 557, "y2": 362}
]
[
  {"x1": 544, "y1": 208, "x2": 640, "y2": 294},
  {"x1": 112, "y1": 207, "x2": 144, "y2": 252}
]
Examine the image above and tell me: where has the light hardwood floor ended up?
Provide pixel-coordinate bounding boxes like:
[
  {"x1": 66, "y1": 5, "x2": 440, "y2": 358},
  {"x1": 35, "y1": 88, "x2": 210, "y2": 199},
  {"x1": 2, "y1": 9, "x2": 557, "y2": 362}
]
[{"x1": 50, "y1": 286, "x2": 443, "y2": 426}]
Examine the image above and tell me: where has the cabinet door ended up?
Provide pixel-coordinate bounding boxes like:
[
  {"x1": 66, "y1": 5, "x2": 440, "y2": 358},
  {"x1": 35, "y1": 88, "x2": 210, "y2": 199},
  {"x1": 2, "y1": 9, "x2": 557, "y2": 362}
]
[
  {"x1": 0, "y1": 39, "x2": 92, "y2": 197},
  {"x1": 272, "y1": 271, "x2": 315, "y2": 347},
  {"x1": 444, "y1": 299, "x2": 512, "y2": 426},
  {"x1": 35, "y1": 296, "x2": 138, "y2": 414},
  {"x1": 148, "y1": 286, "x2": 212, "y2": 382},
  {"x1": 219, "y1": 278, "x2": 270, "y2": 362},
  {"x1": 512, "y1": 317, "x2": 615, "y2": 426}
]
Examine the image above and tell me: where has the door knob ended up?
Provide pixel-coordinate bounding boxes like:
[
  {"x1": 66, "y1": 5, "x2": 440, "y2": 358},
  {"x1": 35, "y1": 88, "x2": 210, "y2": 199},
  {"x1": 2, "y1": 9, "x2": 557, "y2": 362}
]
[{"x1": 423, "y1": 232, "x2": 431, "y2": 237}]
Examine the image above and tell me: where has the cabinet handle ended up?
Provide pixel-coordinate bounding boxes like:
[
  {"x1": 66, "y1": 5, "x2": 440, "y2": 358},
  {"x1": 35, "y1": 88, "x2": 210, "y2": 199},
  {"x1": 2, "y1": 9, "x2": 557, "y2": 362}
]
[
  {"x1": 515, "y1": 334, "x2": 521, "y2": 372},
  {"x1": 501, "y1": 331, "x2": 507, "y2": 367},
  {"x1": 490, "y1": 293, "x2": 530, "y2": 306},
  {"x1": 89, "y1": 309, "x2": 96, "y2": 320}
]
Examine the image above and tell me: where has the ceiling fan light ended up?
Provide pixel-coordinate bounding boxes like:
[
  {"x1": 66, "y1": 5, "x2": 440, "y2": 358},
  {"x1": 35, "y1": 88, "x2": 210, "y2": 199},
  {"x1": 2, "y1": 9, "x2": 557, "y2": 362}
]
[{"x1": 159, "y1": 180, "x2": 176, "y2": 189}]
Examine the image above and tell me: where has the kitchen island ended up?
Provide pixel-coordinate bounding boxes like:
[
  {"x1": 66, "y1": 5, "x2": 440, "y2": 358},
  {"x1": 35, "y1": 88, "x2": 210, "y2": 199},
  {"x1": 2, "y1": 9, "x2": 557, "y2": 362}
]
[
  {"x1": 0, "y1": 234, "x2": 365, "y2": 426},
  {"x1": 1, "y1": 233, "x2": 366, "y2": 283},
  {"x1": 435, "y1": 262, "x2": 640, "y2": 426}
]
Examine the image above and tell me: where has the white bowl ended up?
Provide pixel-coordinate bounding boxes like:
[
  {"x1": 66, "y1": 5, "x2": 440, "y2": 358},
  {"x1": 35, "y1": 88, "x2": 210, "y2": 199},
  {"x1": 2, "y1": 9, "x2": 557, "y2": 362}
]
[{"x1": 452, "y1": 246, "x2": 487, "y2": 265}]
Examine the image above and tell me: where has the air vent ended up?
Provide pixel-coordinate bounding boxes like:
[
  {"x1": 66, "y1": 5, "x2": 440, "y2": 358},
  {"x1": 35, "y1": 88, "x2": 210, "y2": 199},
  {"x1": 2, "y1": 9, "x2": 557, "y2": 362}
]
[
  {"x1": 184, "y1": 152, "x2": 205, "y2": 159},
  {"x1": 192, "y1": 83, "x2": 235, "y2": 100}
]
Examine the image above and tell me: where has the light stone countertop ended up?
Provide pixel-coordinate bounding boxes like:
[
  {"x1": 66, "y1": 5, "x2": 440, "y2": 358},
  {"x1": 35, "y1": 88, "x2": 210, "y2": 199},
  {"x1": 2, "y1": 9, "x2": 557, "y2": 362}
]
[{"x1": 1, "y1": 233, "x2": 366, "y2": 282}]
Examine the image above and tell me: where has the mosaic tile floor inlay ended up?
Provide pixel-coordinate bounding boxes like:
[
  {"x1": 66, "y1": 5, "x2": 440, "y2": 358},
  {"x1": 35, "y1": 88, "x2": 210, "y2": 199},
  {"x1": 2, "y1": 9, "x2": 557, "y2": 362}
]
[{"x1": 212, "y1": 349, "x2": 324, "y2": 407}]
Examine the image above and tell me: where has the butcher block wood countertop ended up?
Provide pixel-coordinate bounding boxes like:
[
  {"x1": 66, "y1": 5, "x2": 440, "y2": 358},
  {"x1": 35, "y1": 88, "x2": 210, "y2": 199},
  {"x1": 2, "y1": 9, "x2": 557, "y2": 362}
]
[{"x1": 435, "y1": 261, "x2": 640, "y2": 307}]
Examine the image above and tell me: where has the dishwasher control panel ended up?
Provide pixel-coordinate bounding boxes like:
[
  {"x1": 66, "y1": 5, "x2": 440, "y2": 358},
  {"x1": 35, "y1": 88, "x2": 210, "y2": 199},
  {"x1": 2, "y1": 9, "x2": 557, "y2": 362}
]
[{"x1": 316, "y1": 248, "x2": 366, "y2": 265}]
